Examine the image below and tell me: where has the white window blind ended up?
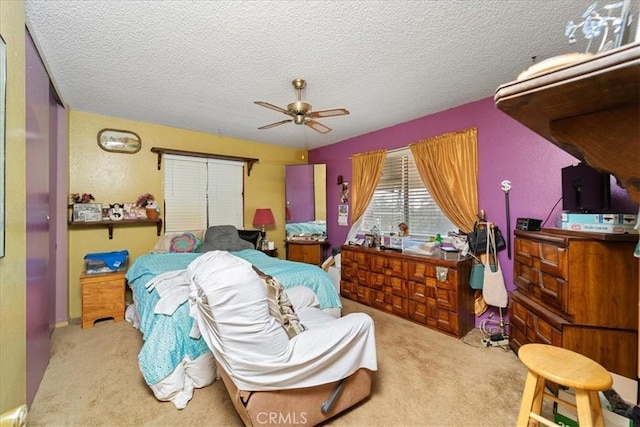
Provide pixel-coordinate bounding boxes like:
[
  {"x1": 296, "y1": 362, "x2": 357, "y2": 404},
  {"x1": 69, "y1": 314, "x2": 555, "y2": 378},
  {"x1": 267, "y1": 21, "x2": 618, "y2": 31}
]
[
  {"x1": 207, "y1": 159, "x2": 244, "y2": 226},
  {"x1": 164, "y1": 154, "x2": 244, "y2": 233},
  {"x1": 360, "y1": 148, "x2": 457, "y2": 238}
]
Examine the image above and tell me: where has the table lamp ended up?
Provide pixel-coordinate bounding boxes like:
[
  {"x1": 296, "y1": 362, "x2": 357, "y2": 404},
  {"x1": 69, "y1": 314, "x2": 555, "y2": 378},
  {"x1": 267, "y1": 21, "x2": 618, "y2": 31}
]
[{"x1": 252, "y1": 208, "x2": 276, "y2": 249}]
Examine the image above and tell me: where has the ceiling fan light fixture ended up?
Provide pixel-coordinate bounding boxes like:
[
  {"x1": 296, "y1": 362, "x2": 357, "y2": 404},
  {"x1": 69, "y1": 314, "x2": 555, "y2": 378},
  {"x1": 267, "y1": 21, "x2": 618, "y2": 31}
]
[{"x1": 255, "y1": 78, "x2": 349, "y2": 134}]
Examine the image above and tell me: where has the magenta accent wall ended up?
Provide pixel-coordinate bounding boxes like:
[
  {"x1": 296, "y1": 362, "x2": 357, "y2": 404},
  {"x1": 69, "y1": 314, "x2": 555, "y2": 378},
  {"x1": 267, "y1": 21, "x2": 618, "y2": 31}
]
[
  {"x1": 285, "y1": 165, "x2": 315, "y2": 223},
  {"x1": 310, "y1": 96, "x2": 637, "y2": 322}
]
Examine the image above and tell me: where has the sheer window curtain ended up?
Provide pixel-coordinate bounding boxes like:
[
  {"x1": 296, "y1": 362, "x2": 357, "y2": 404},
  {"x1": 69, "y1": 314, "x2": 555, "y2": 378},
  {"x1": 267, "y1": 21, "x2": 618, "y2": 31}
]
[
  {"x1": 346, "y1": 149, "x2": 386, "y2": 242},
  {"x1": 409, "y1": 127, "x2": 479, "y2": 233}
]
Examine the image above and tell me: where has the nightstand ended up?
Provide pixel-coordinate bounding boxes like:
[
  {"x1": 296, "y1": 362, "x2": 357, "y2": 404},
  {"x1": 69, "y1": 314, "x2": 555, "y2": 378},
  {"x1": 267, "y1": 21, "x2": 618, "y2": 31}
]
[
  {"x1": 260, "y1": 248, "x2": 278, "y2": 258},
  {"x1": 80, "y1": 270, "x2": 126, "y2": 329},
  {"x1": 285, "y1": 240, "x2": 330, "y2": 265}
]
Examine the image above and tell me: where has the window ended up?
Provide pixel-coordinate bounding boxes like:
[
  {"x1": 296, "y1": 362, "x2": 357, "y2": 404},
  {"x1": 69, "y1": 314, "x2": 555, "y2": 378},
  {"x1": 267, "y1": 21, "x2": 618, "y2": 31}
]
[
  {"x1": 360, "y1": 148, "x2": 457, "y2": 238},
  {"x1": 163, "y1": 154, "x2": 244, "y2": 233}
]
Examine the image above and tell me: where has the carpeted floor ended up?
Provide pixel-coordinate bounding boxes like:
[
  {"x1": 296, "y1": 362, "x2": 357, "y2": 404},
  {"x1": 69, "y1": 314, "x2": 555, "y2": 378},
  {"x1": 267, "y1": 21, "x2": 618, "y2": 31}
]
[{"x1": 28, "y1": 299, "x2": 537, "y2": 426}]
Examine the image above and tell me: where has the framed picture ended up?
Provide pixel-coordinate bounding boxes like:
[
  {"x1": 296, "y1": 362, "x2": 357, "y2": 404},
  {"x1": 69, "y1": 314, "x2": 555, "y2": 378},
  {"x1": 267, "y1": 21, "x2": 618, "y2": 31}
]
[
  {"x1": 73, "y1": 203, "x2": 103, "y2": 222},
  {"x1": 97, "y1": 128, "x2": 141, "y2": 154},
  {"x1": 364, "y1": 234, "x2": 375, "y2": 248}
]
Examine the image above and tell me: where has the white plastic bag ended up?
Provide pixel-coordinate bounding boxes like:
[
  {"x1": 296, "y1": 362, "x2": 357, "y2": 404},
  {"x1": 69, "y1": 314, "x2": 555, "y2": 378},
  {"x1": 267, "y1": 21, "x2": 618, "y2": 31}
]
[{"x1": 482, "y1": 225, "x2": 508, "y2": 308}]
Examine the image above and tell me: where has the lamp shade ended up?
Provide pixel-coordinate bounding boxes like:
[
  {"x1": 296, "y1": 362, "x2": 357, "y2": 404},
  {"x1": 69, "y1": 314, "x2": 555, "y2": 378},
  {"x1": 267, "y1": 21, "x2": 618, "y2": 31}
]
[{"x1": 253, "y1": 208, "x2": 276, "y2": 228}]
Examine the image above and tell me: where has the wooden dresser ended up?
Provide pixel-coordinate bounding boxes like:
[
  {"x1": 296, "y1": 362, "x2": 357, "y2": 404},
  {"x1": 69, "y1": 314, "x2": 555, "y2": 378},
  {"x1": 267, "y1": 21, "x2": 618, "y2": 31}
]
[
  {"x1": 510, "y1": 228, "x2": 638, "y2": 378},
  {"x1": 495, "y1": 43, "x2": 640, "y2": 378},
  {"x1": 340, "y1": 245, "x2": 474, "y2": 338}
]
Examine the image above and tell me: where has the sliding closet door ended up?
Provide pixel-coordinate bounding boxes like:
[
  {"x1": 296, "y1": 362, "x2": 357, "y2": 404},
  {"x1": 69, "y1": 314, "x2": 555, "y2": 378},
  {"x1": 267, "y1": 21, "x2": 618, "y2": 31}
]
[{"x1": 25, "y1": 31, "x2": 52, "y2": 405}]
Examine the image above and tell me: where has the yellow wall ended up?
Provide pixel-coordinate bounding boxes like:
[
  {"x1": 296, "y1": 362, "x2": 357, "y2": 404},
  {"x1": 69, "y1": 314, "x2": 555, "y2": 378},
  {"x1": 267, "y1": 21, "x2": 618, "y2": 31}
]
[
  {"x1": 68, "y1": 110, "x2": 306, "y2": 319},
  {"x1": 0, "y1": 0, "x2": 27, "y2": 413}
]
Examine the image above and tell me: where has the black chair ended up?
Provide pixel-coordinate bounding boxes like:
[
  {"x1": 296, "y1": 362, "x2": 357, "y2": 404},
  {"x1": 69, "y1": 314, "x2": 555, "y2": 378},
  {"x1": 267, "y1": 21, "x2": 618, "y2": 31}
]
[{"x1": 237, "y1": 229, "x2": 261, "y2": 249}]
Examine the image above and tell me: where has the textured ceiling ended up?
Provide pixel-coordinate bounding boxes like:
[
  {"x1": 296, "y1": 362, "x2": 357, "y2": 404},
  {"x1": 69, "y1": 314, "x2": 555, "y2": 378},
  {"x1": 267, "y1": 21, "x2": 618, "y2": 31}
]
[{"x1": 25, "y1": 0, "x2": 595, "y2": 150}]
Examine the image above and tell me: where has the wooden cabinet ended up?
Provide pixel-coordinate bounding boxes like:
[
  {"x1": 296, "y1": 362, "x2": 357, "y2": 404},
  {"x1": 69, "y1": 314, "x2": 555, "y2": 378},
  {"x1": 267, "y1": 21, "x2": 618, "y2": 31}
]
[
  {"x1": 340, "y1": 245, "x2": 474, "y2": 338},
  {"x1": 285, "y1": 240, "x2": 329, "y2": 265},
  {"x1": 509, "y1": 229, "x2": 638, "y2": 378},
  {"x1": 80, "y1": 271, "x2": 126, "y2": 329},
  {"x1": 495, "y1": 42, "x2": 640, "y2": 203}
]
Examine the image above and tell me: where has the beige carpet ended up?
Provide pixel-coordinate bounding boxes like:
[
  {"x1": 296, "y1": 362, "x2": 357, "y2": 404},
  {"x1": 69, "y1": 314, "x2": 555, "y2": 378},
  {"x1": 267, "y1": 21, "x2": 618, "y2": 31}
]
[{"x1": 28, "y1": 299, "x2": 538, "y2": 426}]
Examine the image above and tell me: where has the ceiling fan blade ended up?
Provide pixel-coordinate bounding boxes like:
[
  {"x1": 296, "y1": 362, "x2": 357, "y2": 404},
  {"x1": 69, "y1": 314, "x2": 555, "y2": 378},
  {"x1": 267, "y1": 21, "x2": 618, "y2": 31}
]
[
  {"x1": 254, "y1": 101, "x2": 290, "y2": 115},
  {"x1": 309, "y1": 108, "x2": 350, "y2": 118},
  {"x1": 305, "y1": 120, "x2": 332, "y2": 134},
  {"x1": 258, "y1": 119, "x2": 292, "y2": 130}
]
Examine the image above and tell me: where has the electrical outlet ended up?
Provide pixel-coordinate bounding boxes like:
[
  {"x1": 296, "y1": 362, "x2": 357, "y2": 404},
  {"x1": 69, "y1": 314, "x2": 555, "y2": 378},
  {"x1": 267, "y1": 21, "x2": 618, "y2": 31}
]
[{"x1": 481, "y1": 338, "x2": 510, "y2": 347}]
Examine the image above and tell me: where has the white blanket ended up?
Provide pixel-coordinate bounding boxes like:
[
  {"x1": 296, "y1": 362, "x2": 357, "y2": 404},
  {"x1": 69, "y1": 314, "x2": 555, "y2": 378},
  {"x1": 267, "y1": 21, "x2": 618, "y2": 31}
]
[{"x1": 188, "y1": 251, "x2": 378, "y2": 391}]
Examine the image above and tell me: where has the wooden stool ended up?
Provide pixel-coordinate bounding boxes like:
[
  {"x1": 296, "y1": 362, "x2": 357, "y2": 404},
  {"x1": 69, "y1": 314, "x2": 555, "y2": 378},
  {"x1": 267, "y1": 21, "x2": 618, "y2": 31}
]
[{"x1": 517, "y1": 343, "x2": 612, "y2": 427}]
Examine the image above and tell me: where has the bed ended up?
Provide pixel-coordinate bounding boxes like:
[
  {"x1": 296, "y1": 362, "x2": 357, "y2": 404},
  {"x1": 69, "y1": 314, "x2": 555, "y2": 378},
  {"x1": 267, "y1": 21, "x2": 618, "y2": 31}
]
[
  {"x1": 285, "y1": 220, "x2": 326, "y2": 236},
  {"x1": 125, "y1": 240, "x2": 342, "y2": 409}
]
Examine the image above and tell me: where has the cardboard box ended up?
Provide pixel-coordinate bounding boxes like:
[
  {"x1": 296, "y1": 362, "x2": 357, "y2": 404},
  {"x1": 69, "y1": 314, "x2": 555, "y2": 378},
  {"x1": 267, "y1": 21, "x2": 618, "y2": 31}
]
[
  {"x1": 561, "y1": 213, "x2": 638, "y2": 226},
  {"x1": 553, "y1": 373, "x2": 636, "y2": 427},
  {"x1": 560, "y1": 222, "x2": 638, "y2": 234}
]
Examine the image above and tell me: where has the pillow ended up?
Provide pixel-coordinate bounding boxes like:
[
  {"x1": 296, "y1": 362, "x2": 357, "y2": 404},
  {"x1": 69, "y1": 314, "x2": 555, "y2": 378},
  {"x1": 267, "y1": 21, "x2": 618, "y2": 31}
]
[
  {"x1": 252, "y1": 266, "x2": 306, "y2": 338},
  {"x1": 237, "y1": 229, "x2": 261, "y2": 249},
  {"x1": 151, "y1": 229, "x2": 205, "y2": 253},
  {"x1": 169, "y1": 232, "x2": 201, "y2": 253},
  {"x1": 196, "y1": 225, "x2": 254, "y2": 253}
]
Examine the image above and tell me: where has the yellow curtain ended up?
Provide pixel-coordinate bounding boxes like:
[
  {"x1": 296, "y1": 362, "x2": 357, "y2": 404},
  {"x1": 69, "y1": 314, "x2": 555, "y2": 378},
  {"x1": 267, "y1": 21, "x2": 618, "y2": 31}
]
[
  {"x1": 351, "y1": 149, "x2": 387, "y2": 225},
  {"x1": 409, "y1": 127, "x2": 478, "y2": 233}
]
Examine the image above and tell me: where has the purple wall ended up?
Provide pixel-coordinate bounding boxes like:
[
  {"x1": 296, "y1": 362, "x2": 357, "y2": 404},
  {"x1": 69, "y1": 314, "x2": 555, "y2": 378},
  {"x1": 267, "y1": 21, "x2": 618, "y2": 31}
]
[
  {"x1": 310, "y1": 96, "x2": 637, "y2": 321},
  {"x1": 285, "y1": 165, "x2": 315, "y2": 223}
]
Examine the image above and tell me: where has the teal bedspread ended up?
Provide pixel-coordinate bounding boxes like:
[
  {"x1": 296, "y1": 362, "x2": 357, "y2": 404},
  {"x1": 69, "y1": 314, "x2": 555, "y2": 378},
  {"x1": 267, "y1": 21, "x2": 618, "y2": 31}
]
[{"x1": 126, "y1": 250, "x2": 341, "y2": 386}]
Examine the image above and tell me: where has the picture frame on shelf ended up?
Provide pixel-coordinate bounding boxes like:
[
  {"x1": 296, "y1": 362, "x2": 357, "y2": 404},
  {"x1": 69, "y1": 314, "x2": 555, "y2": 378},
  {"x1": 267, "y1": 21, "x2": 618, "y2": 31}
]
[
  {"x1": 73, "y1": 203, "x2": 103, "y2": 222},
  {"x1": 97, "y1": 128, "x2": 141, "y2": 154}
]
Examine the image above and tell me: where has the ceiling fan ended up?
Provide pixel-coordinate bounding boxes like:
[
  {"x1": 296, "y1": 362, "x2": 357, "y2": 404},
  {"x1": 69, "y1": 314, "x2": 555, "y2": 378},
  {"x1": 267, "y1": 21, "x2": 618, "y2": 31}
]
[{"x1": 254, "y1": 79, "x2": 349, "y2": 134}]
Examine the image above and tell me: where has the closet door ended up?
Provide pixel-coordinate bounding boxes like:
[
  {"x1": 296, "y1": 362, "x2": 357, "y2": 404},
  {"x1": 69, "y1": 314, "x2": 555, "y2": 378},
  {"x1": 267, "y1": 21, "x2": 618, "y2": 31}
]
[{"x1": 25, "y1": 31, "x2": 52, "y2": 405}]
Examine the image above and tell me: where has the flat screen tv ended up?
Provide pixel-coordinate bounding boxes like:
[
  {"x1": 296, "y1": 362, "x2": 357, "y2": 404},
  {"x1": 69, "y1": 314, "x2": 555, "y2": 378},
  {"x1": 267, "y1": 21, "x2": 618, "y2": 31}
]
[{"x1": 561, "y1": 162, "x2": 611, "y2": 213}]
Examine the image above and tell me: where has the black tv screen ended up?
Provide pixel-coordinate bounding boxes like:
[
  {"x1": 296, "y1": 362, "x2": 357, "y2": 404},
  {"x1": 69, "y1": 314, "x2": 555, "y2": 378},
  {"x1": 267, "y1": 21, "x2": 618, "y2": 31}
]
[{"x1": 561, "y1": 163, "x2": 611, "y2": 213}]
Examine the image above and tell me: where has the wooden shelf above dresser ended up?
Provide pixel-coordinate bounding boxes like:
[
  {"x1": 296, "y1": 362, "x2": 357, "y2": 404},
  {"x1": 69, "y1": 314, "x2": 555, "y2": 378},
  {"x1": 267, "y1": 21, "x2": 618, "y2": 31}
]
[{"x1": 495, "y1": 42, "x2": 640, "y2": 203}]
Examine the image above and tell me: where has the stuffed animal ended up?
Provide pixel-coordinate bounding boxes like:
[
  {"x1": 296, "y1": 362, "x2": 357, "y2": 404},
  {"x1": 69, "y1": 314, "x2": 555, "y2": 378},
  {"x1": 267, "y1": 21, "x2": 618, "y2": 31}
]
[{"x1": 109, "y1": 203, "x2": 124, "y2": 221}]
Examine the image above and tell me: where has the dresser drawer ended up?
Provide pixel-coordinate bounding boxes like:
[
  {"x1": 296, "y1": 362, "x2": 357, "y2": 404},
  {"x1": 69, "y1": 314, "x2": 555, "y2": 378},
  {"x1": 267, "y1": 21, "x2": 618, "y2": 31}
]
[
  {"x1": 509, "y1": 291, "x2": 565, "y2": 348},
  {"x1": 538, "y1": 242, "x2": 568, "y2": 279}
]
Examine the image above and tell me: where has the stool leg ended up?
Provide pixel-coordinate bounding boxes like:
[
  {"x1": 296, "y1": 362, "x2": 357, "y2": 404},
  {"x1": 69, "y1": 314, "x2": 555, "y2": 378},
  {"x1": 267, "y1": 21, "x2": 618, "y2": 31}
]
[
  {"x1": 575, "y1": 389, "x2": 605, "y2": 427},
  {"x1": 517, "y1": 371, "x2": 545, "y2": 427}
]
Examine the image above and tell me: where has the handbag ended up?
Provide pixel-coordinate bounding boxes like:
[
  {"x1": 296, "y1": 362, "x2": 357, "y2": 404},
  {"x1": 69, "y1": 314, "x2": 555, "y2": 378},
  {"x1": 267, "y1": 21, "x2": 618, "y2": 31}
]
[
  {"x1": 482, "y1": 226, "x2": 508, "y2": 308},
  {"x1": 469, "y1": 261, "x2": 485, "y2": 290},
  {"x1": 468, "y1": 222, "x2": 506, "y2": 255}
]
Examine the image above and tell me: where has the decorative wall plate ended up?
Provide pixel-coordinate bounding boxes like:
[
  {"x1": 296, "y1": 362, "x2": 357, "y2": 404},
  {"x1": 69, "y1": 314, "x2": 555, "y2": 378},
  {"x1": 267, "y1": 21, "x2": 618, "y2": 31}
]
[{"x1": 97, "y1": 128, "x2": 141, "y2": 153}]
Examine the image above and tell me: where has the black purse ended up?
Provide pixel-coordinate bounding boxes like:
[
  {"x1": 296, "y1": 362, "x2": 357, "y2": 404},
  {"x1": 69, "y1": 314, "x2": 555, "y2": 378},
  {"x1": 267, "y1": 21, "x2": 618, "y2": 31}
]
[{"x1": 467, "y1": 222, "x2": 506, "y2": 255}]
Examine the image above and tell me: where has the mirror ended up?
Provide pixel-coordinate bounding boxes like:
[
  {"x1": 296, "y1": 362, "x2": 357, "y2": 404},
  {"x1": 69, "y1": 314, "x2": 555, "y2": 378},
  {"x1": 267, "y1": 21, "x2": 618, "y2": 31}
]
[{"x1": 285, "y1": 164, "x2": 326, "y2": 237}]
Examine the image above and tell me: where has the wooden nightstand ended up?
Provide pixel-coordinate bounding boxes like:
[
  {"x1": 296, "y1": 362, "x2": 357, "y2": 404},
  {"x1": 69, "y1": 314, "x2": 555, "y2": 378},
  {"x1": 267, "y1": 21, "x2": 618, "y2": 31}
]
[
  {"x1": 285, "y1": 240, "x2": 330, "y2": 265},
  {"x1": 80, "y1": 270, "x2": 126, "y2": 329},
  {"x1": 260, "y1": 248, "x2": 278, "y2": 257}
]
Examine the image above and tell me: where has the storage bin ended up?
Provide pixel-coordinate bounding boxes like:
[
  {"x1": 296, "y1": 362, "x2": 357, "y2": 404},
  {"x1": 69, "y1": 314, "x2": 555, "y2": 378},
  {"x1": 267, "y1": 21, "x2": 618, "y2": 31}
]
[{"x1": 84, "y1": 250, "x2": 129, "y2": 274}]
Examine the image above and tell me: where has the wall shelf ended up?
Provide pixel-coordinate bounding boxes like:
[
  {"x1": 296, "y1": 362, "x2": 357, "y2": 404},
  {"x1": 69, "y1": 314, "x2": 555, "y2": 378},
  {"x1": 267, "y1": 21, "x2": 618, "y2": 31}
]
[
  {"x1": 495, "y1": 42, "x2": 640, "y2": 203},
  {"x1": 68, "y1": 218, "x2": 163, "y2": 239},
  {"x1": 150, "y1": 147, "x2": 259, "y2": 176}
]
